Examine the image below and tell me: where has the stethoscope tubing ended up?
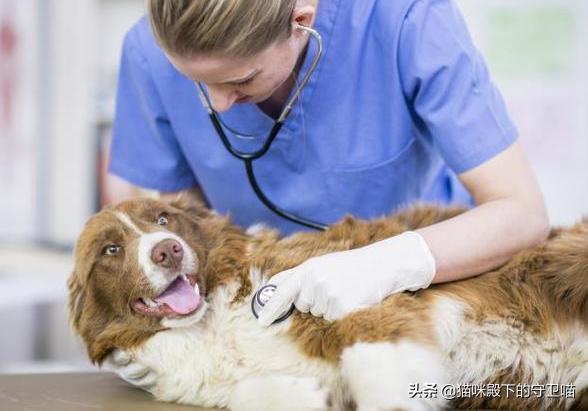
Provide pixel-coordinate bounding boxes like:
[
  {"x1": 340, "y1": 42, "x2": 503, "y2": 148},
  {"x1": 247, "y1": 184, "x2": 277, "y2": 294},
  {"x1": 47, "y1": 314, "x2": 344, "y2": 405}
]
[
  {"x1": 197, "y1": 26, "x2": 328, "y2": 231},
  {"x1": 208, "y1": 113, "x2": 284, "y2": 161}
]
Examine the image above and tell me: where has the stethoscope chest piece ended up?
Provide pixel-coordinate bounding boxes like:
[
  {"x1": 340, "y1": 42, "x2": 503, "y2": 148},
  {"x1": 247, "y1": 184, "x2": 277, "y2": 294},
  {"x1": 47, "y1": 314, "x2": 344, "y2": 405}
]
[{"x1": 251, "y1": 284, "x2": 295, "y2": 324}]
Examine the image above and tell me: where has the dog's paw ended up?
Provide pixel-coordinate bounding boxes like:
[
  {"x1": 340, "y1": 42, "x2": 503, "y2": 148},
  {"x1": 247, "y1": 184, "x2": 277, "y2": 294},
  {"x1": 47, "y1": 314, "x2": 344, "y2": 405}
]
[
  {"x1": 105, "y1": 349, "x2": 158, "y2": 393},
  {"x1": 229, "y1": 375, "x2": 330, "y2": 411}
]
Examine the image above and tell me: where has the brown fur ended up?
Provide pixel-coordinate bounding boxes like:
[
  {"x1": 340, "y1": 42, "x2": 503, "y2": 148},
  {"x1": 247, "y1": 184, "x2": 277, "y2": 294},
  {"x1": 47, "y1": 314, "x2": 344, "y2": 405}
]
[
  {"x1": 69, "y1": 198, "x2": 588, "y2": 410},
  {"x1": 570, "y1": 388, "x2": 588, "y2": 410}
]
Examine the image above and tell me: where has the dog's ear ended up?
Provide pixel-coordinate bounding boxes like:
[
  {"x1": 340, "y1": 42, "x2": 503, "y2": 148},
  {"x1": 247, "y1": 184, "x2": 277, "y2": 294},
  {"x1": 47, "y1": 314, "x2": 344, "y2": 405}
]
[
  {"x1": 67, "y1": 262, "x2": 106, "y2": 364},
  {"x1": 67, "y1": 237, "x2": 96, "y2": 332},
  {"x1": 67, "y1": 228, "x2": 112, "y2": 363},
  {"x1": 68, "y1": 272, "x2": 87, "y2": 332},
  {"x1": 168, "y1": 189, "x2": 210, "y2": 219},
  {"x1": 89, "y1": 322, "x2": 156, "y2": 365},
  {"x1": 69, "y1": 271, "x2": 156, "y2": 365}
]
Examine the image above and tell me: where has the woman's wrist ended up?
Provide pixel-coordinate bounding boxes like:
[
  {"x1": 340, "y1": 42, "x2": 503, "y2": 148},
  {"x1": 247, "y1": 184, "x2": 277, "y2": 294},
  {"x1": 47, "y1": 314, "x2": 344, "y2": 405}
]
[{"x1": 368, "y1": 231, "x2": 436, "y2": 293}]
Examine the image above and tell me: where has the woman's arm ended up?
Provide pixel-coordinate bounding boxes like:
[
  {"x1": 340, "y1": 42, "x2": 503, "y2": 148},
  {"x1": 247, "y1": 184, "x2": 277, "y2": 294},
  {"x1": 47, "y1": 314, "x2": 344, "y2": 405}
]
[
  {"x1": 418, "y1": 141, "x2": 550, "y2": 283},
  {"x1": 258, "y1": 142, "x2": 550, "y2": 325}
]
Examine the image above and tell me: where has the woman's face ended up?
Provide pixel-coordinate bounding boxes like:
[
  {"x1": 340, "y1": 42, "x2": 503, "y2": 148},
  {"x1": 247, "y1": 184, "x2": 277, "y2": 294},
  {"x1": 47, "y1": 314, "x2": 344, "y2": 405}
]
[{"x1": 168, "y1": 32, "x2": 306, "y2": 113}]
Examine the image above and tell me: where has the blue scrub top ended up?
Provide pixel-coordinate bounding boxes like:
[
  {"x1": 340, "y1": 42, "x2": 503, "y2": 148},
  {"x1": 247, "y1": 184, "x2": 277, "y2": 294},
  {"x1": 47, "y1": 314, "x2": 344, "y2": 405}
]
[{"x1": 110, "y1": 0, "x2": 517, "y2": 235}]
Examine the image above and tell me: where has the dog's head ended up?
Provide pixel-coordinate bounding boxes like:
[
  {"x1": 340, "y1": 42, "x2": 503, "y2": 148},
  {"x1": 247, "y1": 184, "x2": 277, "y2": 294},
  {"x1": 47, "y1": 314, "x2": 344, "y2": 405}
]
[{"x1": 68, "y1": 196, "x2": 231, "y2": 364}]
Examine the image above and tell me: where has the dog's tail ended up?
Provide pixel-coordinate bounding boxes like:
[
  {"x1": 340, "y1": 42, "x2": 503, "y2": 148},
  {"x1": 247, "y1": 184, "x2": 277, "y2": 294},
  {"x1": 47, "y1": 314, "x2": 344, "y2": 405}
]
[{"x1": 539, "y1": 218, "x2": 588, "y2": 320}]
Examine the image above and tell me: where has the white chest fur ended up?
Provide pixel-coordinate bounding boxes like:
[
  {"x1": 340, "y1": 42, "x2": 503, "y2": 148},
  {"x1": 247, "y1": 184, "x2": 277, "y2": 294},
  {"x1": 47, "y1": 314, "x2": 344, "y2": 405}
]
[{"x1": 134, "y1": 274, "x2": 338, "y2": 409}]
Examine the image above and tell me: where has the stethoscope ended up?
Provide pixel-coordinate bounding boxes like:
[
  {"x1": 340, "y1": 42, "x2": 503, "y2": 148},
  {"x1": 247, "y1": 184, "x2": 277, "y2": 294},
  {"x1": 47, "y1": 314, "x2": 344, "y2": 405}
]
[{"x1": 196, "y1": 24, "x2": 328, "y2": 232}]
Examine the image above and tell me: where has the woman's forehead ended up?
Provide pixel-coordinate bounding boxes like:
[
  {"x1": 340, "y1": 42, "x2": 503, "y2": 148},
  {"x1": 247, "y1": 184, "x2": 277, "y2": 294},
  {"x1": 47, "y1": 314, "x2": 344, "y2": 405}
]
[
  {"x1": 168, "y1": 52, "x2": 259, "y2": 83},
  {"x1": 167, "y1": 40, "x2": 286, "y2": 84}
]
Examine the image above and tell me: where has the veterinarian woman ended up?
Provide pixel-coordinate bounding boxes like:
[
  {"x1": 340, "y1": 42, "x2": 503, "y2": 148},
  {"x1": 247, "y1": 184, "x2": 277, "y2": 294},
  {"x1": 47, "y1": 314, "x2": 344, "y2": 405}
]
[{"x1": 111, "y1": 0, "x2": 549, "y2": 336}]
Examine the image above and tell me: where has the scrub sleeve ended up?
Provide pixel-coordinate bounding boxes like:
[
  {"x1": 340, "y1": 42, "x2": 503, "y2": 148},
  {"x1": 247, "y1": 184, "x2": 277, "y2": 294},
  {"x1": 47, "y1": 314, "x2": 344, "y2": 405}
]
[
  {"x1": 109, "y1": 30, "x2": 198, "y2": 192},
  {"x1": 397, "y1": 0, "x2": 518, "y2": 174}
]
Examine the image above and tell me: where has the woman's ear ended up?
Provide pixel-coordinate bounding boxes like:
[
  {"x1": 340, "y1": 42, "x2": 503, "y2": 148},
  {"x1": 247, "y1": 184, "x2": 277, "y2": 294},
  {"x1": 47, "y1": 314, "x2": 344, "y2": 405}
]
[{"x1": 291, "y1": 4, "x2": 317, "y2": 32}]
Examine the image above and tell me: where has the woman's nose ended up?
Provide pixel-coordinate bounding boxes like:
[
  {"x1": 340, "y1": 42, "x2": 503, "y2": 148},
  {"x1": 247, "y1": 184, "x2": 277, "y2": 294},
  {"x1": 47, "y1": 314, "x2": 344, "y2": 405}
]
[{"x1": 207, "y1": 86, "x2": 238, "y2": 112}]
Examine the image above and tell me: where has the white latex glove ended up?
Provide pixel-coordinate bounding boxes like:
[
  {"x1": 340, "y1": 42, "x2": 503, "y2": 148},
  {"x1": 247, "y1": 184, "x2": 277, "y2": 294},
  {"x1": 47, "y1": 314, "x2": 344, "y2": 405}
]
[
  {"x1": 257, "y1": 231, "x2": 436, "y2": 325},
  {"x1": 105, "y1": 349, "x2": 157, "y2": 392}
]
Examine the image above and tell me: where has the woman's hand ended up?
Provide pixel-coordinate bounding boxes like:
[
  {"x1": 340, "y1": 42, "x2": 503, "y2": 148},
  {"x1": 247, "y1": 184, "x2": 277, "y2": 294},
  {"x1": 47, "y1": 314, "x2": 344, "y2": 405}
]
[{"x1": 257, "y1": 231, "x2": 436, "y2": 325}]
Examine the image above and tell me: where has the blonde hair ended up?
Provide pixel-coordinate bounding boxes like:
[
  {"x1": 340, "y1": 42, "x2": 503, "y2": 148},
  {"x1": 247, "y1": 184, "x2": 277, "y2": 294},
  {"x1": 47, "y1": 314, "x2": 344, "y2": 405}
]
[{"x1": 148, "y1": 0, "x2": 297, "y2": 58}]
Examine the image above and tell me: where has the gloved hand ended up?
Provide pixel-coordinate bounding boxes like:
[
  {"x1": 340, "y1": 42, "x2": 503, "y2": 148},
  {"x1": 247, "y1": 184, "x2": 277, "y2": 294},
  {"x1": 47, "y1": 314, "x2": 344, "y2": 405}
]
[
  {"x1": 105, "y1": 349, "x2": 157, "y2": 392},
  {"x1": 257, "y1": 231, "x2": 436, "y2": 325}
]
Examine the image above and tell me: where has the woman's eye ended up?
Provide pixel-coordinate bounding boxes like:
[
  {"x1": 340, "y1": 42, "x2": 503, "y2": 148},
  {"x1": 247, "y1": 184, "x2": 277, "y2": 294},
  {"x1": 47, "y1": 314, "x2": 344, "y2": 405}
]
[
  {"x1": 235, "y1": 77, "x2": 254, "y2": 87},
  {"x1": 103, "y1": 245, "x2": 121, "y2": 256},
  {"x1": 157, "y1": 213, "x2": 169, "y2": 226}
]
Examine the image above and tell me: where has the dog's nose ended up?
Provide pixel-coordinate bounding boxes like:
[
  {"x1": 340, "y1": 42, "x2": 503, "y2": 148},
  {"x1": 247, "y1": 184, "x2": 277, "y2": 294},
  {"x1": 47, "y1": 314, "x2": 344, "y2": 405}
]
[{"x1": 151, "y1": 239, "x2": 184, "y2": 269}]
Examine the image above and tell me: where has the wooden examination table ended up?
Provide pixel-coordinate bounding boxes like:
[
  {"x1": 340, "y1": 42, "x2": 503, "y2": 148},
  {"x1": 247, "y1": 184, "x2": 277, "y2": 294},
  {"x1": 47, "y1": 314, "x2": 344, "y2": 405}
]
[
  {"x1": 0, "y1": 372, "x2": 211, "y2": 411},
  {"x1": 0, "y1": 372, "x2": 496, "y2": 411}
]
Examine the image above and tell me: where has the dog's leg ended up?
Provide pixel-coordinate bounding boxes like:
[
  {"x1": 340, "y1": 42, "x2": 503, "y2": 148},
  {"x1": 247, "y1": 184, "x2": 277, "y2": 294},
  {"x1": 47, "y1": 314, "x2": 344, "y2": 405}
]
[
  {"x1": 340, "y1": 341, "x2": 449, "y2": 411},
  {"x1": 228, "y1": 375, "x2": 330, "y2": 411}
]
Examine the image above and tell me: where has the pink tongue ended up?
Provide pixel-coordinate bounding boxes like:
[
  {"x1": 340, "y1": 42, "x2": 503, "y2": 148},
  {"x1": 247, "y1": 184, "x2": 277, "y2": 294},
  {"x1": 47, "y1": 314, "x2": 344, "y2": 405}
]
[{"x1": 155, "y1": 277, "x2": 200, "y2": 314}]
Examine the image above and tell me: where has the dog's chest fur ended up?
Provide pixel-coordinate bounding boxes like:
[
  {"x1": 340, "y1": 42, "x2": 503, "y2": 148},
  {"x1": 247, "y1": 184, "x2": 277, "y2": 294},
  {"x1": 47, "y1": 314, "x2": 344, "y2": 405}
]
[{"x1": 133, "y1": 270, "x2": 340, "y2": 408}]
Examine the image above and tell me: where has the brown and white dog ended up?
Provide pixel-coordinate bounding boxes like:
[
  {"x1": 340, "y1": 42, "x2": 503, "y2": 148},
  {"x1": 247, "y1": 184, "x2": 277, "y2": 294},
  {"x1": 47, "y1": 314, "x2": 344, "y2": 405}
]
[{"x1": 68, "y1": 197, "x2": 588, "y2": 411}]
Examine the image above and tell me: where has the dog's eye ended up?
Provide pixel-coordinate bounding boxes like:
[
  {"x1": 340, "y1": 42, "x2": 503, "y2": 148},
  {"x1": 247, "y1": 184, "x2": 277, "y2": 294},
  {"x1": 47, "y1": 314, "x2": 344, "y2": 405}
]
[
  {"x1": 157, "y1": 213, "x2": 169, "y2": 226},
  {"x1": 103, "y1": 245, "x2": 121, "y2": 256}
]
